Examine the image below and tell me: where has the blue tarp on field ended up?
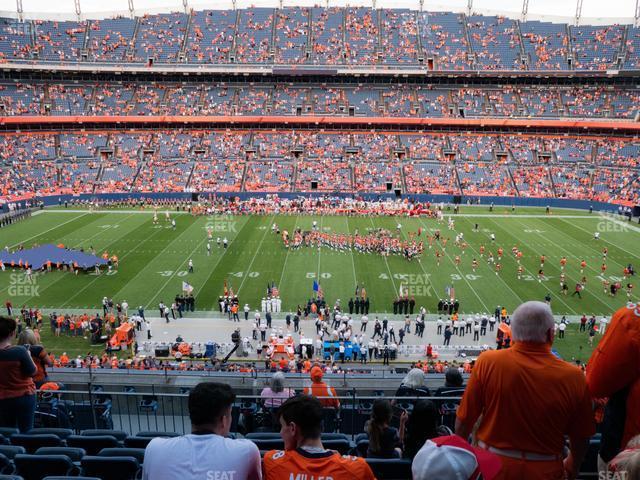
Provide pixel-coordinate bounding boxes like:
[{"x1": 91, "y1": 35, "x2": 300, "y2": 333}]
[{"x1": 0, "y1": 244, "x2": 108, "y2": 270}]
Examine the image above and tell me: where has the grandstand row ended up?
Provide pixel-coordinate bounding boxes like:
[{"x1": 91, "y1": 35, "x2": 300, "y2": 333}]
[
  {"x1": 1, "y1": 2, "x2": 640, "y2": 480},
  {"x1": 0, "y1": 9, "x2": 639, "y2": 70}
]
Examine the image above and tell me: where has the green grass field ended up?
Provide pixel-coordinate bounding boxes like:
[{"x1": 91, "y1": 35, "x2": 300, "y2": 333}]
[
  {"x1": 0, "y1": 205, "x2": 637, "y2": 360},
  {"x1": 1, "y1": 206, "x2": 637, "y2": 315}
]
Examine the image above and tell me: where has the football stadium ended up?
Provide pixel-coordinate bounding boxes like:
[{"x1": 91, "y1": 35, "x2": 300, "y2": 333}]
[{"x1": 0, "y1": 0, "x2": 639, "y2": 478}]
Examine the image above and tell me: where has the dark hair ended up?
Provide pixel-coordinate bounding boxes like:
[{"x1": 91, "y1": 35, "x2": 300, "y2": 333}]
[
  {"x1": 188, "y1": 382, "x2": 235, "y2": 426},
  {"x1": 367, "y1": 399, "x2": 393, "y2": 454},
  {"x1": 0, "y1": 316, "x2": 17, "y2": 341},
  {"x1": 277, "y1": 395, "x2": 323, "y2": 439},
  {"x1": 445, "y1": 367, "x2": 463, "y2": 387},
  {"x1": 403, "y1": 400, "x2": 439, "y2": 459}
]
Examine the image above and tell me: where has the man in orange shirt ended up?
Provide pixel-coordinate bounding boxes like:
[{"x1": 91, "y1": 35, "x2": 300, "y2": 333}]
[
  {"x1": 263, "y1": 395, "x2": 374, "y2": 480},
  {"x1": 586, "y1": 303, "x2": 640, "y2": 465},
  {"x1": 303, "y1": 366, "x2": 340, "y2": 409},
  {"x1": 455, "y1": 301, "x2": 595, "y2": 479}
]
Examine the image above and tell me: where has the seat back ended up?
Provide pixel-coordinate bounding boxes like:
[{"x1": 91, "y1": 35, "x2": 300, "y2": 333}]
[
  {"x1": 366, "y1": 458, "x2": 412, "y2": 480},
  {"x1": 0, "y1": 446, "x2": 26, "y2": 460},
  {"x1": 98, "y1": 448, "x2": 145, "y2": 464},
  {"x1": 135, "y1": 431, "x2": 179, "y2": 438},
  {"x1": 0, "y1": 430, "x2": 18, "y2": 440},
  {"x1": 122, "y1": 437, "x2": 151, "y2": 449},
  {"x1": 0, "y1": 453, "x2": 14, "y2": 475},
  {"x1": 80, "y1": 430, "x2": 127, "y2": 442},
  {"x1": 80, "y1": 456, "x2": 139, "y2": 480},
  {"x1": 249, "y1": 438, "x2": 285, "y2": 451},
  {"x1": 35, "y1": 448, "x2": 86, "y2": 463},
  {"x1": 26, "y1": 430, "x2": 72, "y2": 440},
  {"x1": 66, "y1": 436, "x2": 119, "y2": 455},
  {"x1": 245, "y1": 432, "x2": 280, "y2": 440},
  {"x1": 10, "y1": 435, "x2": 63, "y2": 454},
  {"x1": 323, "y1": 439, "x2": 352, "y2": 455},
  {"x1": 14, "y1": 454, "x2": 77, "y2": 480}
]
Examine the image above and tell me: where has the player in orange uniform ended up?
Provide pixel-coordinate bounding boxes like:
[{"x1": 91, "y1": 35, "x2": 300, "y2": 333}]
[
  {"x1": 580, "y1": 260, "x2": 587, "y2": 274},
  {"x1": 560, "y1": 256, "x2": 567, "y2": 270},
  {"x1": 263, "y1": 395, "x2": 375, "y2": 480}
]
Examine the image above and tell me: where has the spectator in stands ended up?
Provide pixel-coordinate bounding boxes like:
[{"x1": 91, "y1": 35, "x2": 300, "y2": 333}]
[
  {"x1": 587, "y1": 304, "x2": 640, "y2": 469},
  {"x1": 412, "y1": 434, "x2": 502, "y2": 480},
  {"x1": 0, "y1": 315, "x2": 36, "y2": 433},
  {"x1": 303, "y1": 365, "x2": 339, "y2": 409},
  {"x1": 455, "y1": 301, "x2": 595, "y2": 480},
  {"x1": 401, "y1": 399, "x2": 443, "y2": 460},
  {"x1": 435, "y1": 366, "x2": 467, "y2": 430},
  {"x1": 435, "y1": 366, "x2": 466, "y2": 397},
  {"x1": 394, "y1": 367, "x2": 430, "y2": 398},
  {"x1": 261, "y1": 371, "x2": 295, "y2": 408},
  {"x1": 143, "y1": 382, "x2": 261, "y2": 480},
  {"x1": 263, "y1": 395, "x2": 375, "y2": 480},
  {"x1": 365, "y1": 399, "x2": 404, "y2": 458},
  {"x1": 17, "y1": 328, "x2": 52, "y2": 388}
]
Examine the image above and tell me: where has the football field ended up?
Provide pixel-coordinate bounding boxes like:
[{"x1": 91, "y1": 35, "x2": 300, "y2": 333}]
[{"x1": 1, "y1": 205, "x2": 638, "y2": 318}]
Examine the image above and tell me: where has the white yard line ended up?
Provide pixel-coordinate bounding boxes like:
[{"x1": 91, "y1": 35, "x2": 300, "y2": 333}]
[
  {"x1": 193, "y1": 216, "x2": 249, "y2": 305},
  {"x1": 16, "y1": 212, "x2": 139, "y2": 304},
  {"x1": 416, "y1": 216, "x2": 490, "y2": 312},
  {"x1": 456, "y1": 216, "x2": 526, "y2": 306},
  {"x1": 512, "y1": 217, "x2": 637, "y2": 309},
  {"x1": 8, "y1": 212, "x2": 90, "y2": 249},
  {"x1": 236, "y1": 215, "x2": 276, "y2": 296},
  {"x1": 145, "y1": 234, "x2": 211, "y2": 310},
  {"x1": 277, "y1": 214, "x2": 299, "y2": 293},
  {"x1": 484, "y1": 217, "x2": 579, "y2": 315},
  {"x1": 344, "y1": 217, "x2": 358, "y2": 290},
  {"x1": 316, "y1": 215, "x2": 323, "y2": 282},
  {"x1": 367, "y1": 216, "x2": 398, "y2": 296},
  {"x1": 69, "y1": 218, "x2": 195, "y2": 308},
  {"x1": 561, "y1": 217, "x2": 640, "y2": 261}
]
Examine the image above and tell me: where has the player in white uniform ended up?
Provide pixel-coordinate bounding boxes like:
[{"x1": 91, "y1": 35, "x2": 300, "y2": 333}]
[{"x1": 206, "y1": 242, "x2": 211, "y2": 256}]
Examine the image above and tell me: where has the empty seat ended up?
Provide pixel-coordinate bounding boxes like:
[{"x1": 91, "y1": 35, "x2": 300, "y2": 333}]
[
  {"x1": 25, "y1": 430, "x2": 72, "y2": 440},
  {"x1": 366, "y1": 458, "x2": 412, "y2": 480},
  {"x1": 98, "y1": 448, "x2": 144, "y2": 464},
  {"x1": 122, "y1": 437, "x2": 151, "y2": 449},
  {"x1": 245, "y1": 432, "x2": 280, "y2": 440},
  {"x1": 65, "y1": 436, "x2": 118, "y2": 456},
  {"x1": 80, "y1": 430, "x2": 127, "y2": 442},
  {"x1": 14, "y1": 454, "x2": 79, "y2": 480},
  {"x1": 135, "y1": 431, "x2": 179, "y2": 438},
  {"x1": 0, "y1": 454, "x2": 14, "y2": 475},
  {"x1": 0, "y1": 430, "x2": 18, "y2": 440},
  {"x1": 81, "y1": 456, "x2": 139, "y2": 480},
  {"x1": 0, "y1": 475, "x2": 24, "y2": 480},
  {"x1": 43, "y1": 477, "x2": 100, "y2": 480},
  {"x1": 249, "y1": 438, "x2": 285, "y2": 451},
  {"x1": 0, "y1": 447, "x2": 26, "y2": 460},
  {"x1": 10, "y1": 435, "x2": 63, "y2": 454},
  {"x1": 34, "y1": 448, "x2": 85, "y2": 463},
  {"x1": 322, "y1": 439, "x2": 352, "y2": 455}
]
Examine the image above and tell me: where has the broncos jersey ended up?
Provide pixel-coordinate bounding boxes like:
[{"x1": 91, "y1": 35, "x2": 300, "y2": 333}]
[{"x1": 263, "y1": 448, "x2": 376, "y2": 480}]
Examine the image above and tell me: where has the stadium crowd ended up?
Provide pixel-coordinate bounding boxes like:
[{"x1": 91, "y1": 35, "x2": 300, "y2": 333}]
[
  {"x1": 1, "y1": 9, "x2": 639, "y2": 71},
  {"x1": 0, "y1": 301, "x2": 638, "y2": 479}
]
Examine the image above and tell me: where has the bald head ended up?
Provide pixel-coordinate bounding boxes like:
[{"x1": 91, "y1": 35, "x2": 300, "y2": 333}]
[{"x1": 511, "y1": 301, "x2": 555, "y2": 344}]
